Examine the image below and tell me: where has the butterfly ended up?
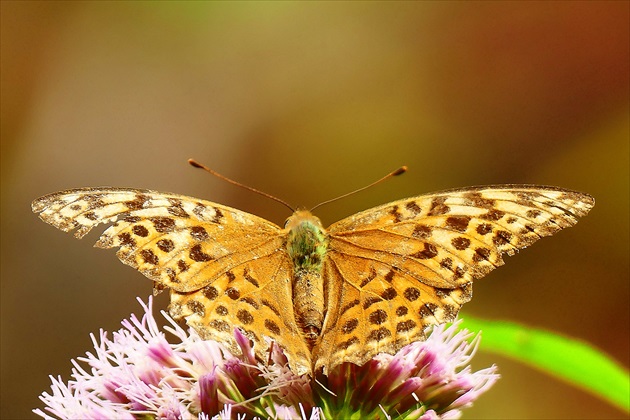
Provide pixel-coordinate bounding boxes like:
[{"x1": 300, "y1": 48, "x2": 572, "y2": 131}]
[{"x1": 32, "y1": 177, "x2": 594, "y2": 376}]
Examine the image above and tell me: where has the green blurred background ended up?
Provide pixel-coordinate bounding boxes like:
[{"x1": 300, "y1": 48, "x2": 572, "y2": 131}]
[{"x1": 2, "y1": 2, "x2": 628, "y2": 418}]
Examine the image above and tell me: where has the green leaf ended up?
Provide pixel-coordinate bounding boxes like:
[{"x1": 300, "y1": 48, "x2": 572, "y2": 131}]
[{"x1": 459, "y1": 317, "x2": 629, "y2": 413}]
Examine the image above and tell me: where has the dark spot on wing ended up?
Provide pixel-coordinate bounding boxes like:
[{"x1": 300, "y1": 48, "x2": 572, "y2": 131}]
[
  {"x1": 435, "y1": 287, "x2": 452, "y2": 298},
  {"x1": 151, "y1": 217, "x2": 175, "y2": 233},
  {"x1": 211, "y1": 208, "x2": 224, "y2": 224},
  {"x1": 396, "y1": 320, "x2": 417, "y2": 333},
  {"x1": 360, "y1": 268, "x2": 377, "y2": 288},
  {"x1": 412, "y1": 243, "x2": 438, "y2": 259},
  {"x1": 527, "y1": 209, "x2": 542, "y2": 218},
  {"x1": 428, "y1": 197, "x2": 450, "y2": 216},
  {"x1": 336, "y1": 336, "x2": 359, "y2": 351},
  {"x1": 342, "y1": 318, "x2": 359, "y2": 334},
  {"x1": 125, "y1": 195, "x2": 149, "y2": 210},
  {"x1": 168, "y1": 202, "x2": 189, "y2": 218},
  {"x1": 369, "y1": 309, "x2": 388, "y2": 325},
  {"x1": 443, "y1": 304, "x2": 458, "y2": 320},
  {"x1": 396, "y1": 306, "x2": 408, "y2": 316},
  {"x1": 384, "y1": 269, "x2": 395, "y2": 283},
  {"x1": 140, "y1": 249, "x2": 159, "y2": 265},
  {"x1": 493, "y1": 230, "x2": 513, "y2": 246},
  {"x1": 157, "y1": 239, "x2": 175, "y2": 253},
  {"x1": 177, "y1": 260, "x2": 189, "y2": 272},
  {"x1": 412, "y1": 225, "x2": 433, "y2": 239},
  {"x1": 390, "y1": 205, "x2": 403, "y2": 223},
  {"x1": 132, "y1": 225, "x2": 149, "y2": 237},
  {"x1": 209, "y1": 320, "x2": 230, "y2": 332},
  {"x1": 262, "y1": 299, "x2": 281, "y2": 316},
  {"x1": 451, "y1": 237, "x2": 471, "y2": 250},
  {"x1": 446, "y1": 216, "x2": 471, "y2": 232},
  {"x1": 203, "y1": 286, "x2": 218, "y2": 300},
  {"x1": 419, "y1": 302, "x2": 438, "y2": 318},
  {"x1": 367, "y1": 327, "x2": 391, "y2": 342},
  {"x1": 190, "y1": 226, "x2": 210, "y2": 241},
  {"x1": 237, "y1": 309, "x2": 254, "y2": 325},
  {"x1": 363, "y1": 296, "x2": 381, "y2": 310},
  {"x1": 264, "y1": 319, "x2": 281, "y2": 335},
  {"x1": 368, "y1": 309, "x2": 387, "y2": 325},
  {"x1": 381, "y1": 287, "x2": 397, "y2": 300},
  {"x1": 240, "y1": 297, "x2": 260, "y2": 309},
  {"x1": 405, "y1": 201, "x2": 422, "y2": 216},
  {"x1": 118, "y1": 232, "x2": 136, "y2": 247},
  {"x1": 243, "y1": 268, "x2": 260, "y2": 288},
  {"x1": 440, "y1": 258, "x2": 453, "y2": 270},
  {"x1": 84, "y1": 211, "x2": 98, "y2": 221},
  {"x1": 403, "y1": 287, "x2": 421, "y2": 301},
  {"x1": 165, "y1": 268, "x2": 177, "y2": 282},
  {"x1": 190, "y1": 244, "x2": 213, "y2": 262},
  {"x1": 473, "y1": 247, "x2": 491, "y2": 262},
  {"x1": 464, "y1": 192, "x2": 495, "y2": 208},
  {"x1": 482, "y1": 209, "x2": 504, "y2": 221},
  {"x1": 226, "y1": 287, "x2": 240, "y2": 300},
  {"x1": 340, "y1": 299, "x2": 360, "y2": 316},
  {"x1": 187, "y1": 300, "x2": 205, "y2": 317},
  {"x1": 193, "y1": 203, "x2": 207, "y2": 218},
  {"x1": 476, "y1": 223, "x2": 493, "y2": 235}
]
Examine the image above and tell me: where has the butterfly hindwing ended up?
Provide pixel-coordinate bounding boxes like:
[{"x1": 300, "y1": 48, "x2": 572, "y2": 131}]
[
  {"x1": 169, "y1": 250, "x2": 313, "y2": 375},
  {"x1": 313, "y1": 257, "x2": 472, "y2": 372}
]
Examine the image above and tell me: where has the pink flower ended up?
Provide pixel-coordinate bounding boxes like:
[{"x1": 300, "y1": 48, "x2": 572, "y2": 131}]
[{"x1": 34, "y1": 297, "x2": 498, "y2": 419}]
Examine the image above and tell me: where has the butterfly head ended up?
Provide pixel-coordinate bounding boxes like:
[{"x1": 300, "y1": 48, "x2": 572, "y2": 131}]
[{"x1": 284, "y1": 209, "x2": 323, "y2": 230}]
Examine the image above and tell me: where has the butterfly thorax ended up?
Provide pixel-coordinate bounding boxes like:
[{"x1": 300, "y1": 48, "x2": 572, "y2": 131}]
[{"x1": 285, "y1": 210, "x2": 328, "y2": 349}]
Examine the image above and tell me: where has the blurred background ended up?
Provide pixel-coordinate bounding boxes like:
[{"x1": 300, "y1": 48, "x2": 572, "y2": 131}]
[{"x1": 1, "y1": 2, "x2": 628, "y2": 418}]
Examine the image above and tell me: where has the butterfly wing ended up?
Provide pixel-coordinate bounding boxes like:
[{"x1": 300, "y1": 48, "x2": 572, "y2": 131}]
[
  {"x1": 313, "y1": 185, "x2": 594, "y2": 373},
  {"x1": 168, "y1": 248, "x2": 313, "y2": 375},
  {"x1": 32, "y1": 188, "x2": 312, "y2": 374}
]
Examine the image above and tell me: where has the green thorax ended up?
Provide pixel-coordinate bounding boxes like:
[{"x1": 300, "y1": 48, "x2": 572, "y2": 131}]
[{"x1": 285, "y1": 210, "x2": 328, "y2": 272}]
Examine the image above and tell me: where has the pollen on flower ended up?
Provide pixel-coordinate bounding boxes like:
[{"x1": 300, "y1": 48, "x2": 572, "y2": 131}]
[{"x1": 33, "y1": 297, "x2": 497, "y2": 420}]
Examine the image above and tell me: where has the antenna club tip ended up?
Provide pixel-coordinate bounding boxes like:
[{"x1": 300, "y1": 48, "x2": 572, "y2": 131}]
[
  {"x1": 393, "y1": 166, "x2": 408, "y2": 176},
  {"x1": 188, "y1": 159, "x2": 203, "y2": 168}
]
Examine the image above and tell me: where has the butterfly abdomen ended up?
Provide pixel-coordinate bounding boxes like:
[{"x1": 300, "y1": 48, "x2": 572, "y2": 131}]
[{"x1": 285, "y1": 211, "x2": 328, "y2": 348}]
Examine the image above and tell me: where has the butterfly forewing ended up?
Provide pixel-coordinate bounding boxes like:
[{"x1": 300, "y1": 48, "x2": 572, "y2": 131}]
[{"x1": 312, "y1": 185, "x2": 594, "y2": 373}]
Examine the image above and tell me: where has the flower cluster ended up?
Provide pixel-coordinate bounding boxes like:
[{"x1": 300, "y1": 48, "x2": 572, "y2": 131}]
[{"x1": 35, "y1": 297, "x2": 498, "y2": 419}]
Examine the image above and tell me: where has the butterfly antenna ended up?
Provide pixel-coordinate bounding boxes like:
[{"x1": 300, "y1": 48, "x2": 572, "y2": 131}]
[
  {"x1": 310, "y1": 166, "x2": 407, "y2": 212},
  {"x1": 188, "y1": 159, "x2": 295, "y2": 212}
]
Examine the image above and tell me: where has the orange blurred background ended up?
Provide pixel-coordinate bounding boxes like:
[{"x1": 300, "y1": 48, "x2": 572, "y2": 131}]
[{"x1": 2, "y1": 2, "x2": 628, "y2": 418}]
